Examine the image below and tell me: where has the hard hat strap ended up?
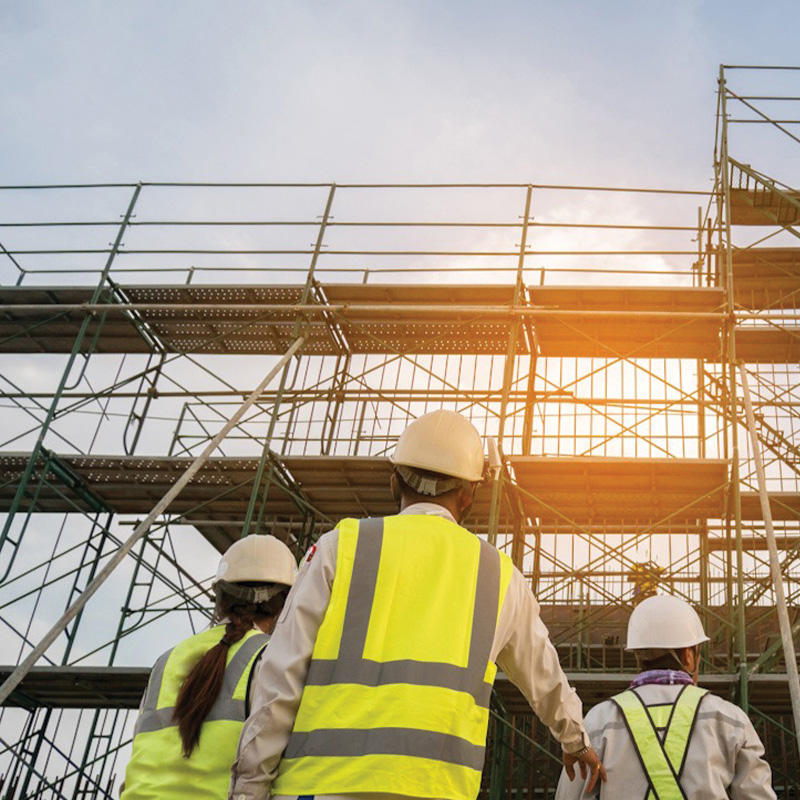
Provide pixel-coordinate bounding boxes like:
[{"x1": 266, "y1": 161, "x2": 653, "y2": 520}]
[
  {"x1": 634, "y1": 647, "x2": 689, "y2": 670},
  {"x1": 395, "y1": 464, "x2": 465, "y2": 497},
  {"x1": 215, "y1": 580, "x2": 287, "y2": 605}
]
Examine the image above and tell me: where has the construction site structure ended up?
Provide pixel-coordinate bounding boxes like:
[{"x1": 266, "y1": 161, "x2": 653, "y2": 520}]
[{"x1": 1, "y1": 65, "x2": 800, "y2": 797}]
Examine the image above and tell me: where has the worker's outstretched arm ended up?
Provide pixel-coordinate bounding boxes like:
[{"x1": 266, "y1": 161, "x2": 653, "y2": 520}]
[
  {"x1": 228, "y1": 533, "x2": 337, "y2": 800},
  {"x1": 495, "y1": 568, "x2": 591, "y2": 751},
  {"x1": 495, "y1": 568, "x2": 605, "y2": 791},
  {"x1": 731, "y1": 714, "x2": 777, "y2": 800}
]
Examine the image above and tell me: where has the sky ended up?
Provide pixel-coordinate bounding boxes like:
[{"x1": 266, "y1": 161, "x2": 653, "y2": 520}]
[{"x1": 2, "y1": 0, "x2": 799, "y2": 189}]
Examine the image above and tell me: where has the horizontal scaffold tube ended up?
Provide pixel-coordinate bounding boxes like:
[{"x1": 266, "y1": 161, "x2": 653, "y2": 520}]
[{"x1": 4, "y1": 302, "x2": 729, "y2": 320}]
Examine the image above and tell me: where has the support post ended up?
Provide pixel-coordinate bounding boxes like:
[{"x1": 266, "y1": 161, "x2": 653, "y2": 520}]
[{"x1": 718, "y1": 65, "x2": 750, "y2": 708}]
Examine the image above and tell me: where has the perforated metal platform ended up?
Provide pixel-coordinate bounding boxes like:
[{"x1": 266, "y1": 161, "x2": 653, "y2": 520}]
[
  {"x1": 0, "y1": 283, "x2": 524, "y2": 356},
  {"x1": 527, "y1": 286, "x2": 725, "y2": 359},
  {"x1": 510, "y1": 456, "x2": 729, "y2": 522},
  {"x1": 735, "y1": 327, "x2": 800, "y2": 363},
  {"x1": 1, "y1": 453, "x2": 750, "y2": 549}
]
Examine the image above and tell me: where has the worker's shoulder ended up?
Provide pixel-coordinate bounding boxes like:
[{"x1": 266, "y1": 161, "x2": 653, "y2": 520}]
[
  {"x1": 315, "y1": 527, "x2": 341, "y2": 547},
  {"x1": 695, "y1": 689, "x2": 754, "y2": 729},
  {"x1": 299, "y1": 528, "x2": 340, "y2": 568}
]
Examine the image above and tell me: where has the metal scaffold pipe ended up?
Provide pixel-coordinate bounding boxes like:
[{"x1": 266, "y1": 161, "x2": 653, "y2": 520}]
[
  {"x1": 0, "y1": 334, "x2": 305, "y2": 707},
  {"x1": 3, "y1": 302, "x2": 729, "y2": 319},
  {"x1": 738, "y1": 364, "x2": 800, "y2": 756}
]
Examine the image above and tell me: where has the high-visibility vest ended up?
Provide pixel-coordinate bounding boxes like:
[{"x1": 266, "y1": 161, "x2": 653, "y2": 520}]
[
  {"x1": 121, "y1": 625, "x2": 268, "y2": 800},
  {"x1": 273, "y1": 515, "x2": 514, "y2": 800},
  {"x1": 611, "y1": 684, "x2": 708, "y2": 800}
]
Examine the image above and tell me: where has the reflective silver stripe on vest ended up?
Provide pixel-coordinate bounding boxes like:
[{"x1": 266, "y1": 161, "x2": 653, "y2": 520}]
[
  {"x1": 304, "y1": 517, "x2": 501, "y2": 707},
  {"x1": 284, "y1": 726, "x2": 486, "y2": 771},
  {"x1": 134, "y1": 631, "x2": 269, "y2": 736},
  {"x1": 134, "y1": 647, "x2": 172, "y2": 736}
]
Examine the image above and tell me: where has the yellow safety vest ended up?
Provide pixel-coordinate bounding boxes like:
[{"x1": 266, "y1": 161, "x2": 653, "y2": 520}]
[
  {"x1": 121, "y1": 625, "x2": 268, "y2": 800},
  {"x1": 612, "y1": 685, "x2": 708, "y2": 800},
  {"x1": 273, "y1": 515, "x2": 514, "y2": 800}
]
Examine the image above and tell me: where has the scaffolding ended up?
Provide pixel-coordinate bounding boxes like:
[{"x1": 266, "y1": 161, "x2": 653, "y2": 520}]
[{"x1": 1, "y1": 65, "x2": 800, "y2": 797}]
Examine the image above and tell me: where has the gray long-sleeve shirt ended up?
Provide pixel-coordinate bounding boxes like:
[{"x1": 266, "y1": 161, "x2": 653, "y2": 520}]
[
  {"x1": 229, "y1": 503, "x2": 589, "y2": 800},
  {"x1": 555, "y1": 682, "x2": 776, "y2": 800}
]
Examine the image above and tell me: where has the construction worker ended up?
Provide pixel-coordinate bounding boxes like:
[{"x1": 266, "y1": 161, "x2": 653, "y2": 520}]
[
  {"x1": 555, "y1": 594, "x2": 776, "y2": 799},
  {"x1": 229, "y1": 409, "x2": 605, "y2": 800},
  {"x1": 120, "y1": 535, "x2": 296, "y2": 800},
  {"x1": 628, "y1": 560, "x2": 666, "y2": 606}
]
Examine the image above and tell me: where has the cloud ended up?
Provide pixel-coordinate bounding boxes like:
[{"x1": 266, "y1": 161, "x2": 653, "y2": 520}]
[{"x1": 0, "y1": 0, "x2": 759, "y2": 187}]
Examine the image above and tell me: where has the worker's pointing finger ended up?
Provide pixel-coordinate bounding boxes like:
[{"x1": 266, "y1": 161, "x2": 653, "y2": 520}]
[{"x1": 585, "y1": 761, "x2": 608, "y2": 793}]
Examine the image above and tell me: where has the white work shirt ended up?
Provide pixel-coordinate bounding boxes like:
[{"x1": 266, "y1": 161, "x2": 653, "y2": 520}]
[
  {"x1": 229, "y1": 503, "x2": 589, "y2": 800},
  {"x1": 555, "y1": 681, "x2": 776, "y2": 800}
]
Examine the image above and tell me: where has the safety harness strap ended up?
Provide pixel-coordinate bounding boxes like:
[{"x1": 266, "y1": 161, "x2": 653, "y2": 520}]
[
  {"x1": 663, "y1": 686, "x2": 706, "y2": 776},
  {"x1": 612, "y1": 685, "x2": 707, "y2": 800}
]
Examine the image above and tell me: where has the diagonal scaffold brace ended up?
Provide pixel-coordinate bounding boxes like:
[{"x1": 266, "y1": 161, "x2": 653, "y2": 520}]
[
  {"x1": 0, "y1": 335, "x2": 306, "y2": 706},
  {"x1": 739, "y1": 363, "x2": 800, "y2": 758}
]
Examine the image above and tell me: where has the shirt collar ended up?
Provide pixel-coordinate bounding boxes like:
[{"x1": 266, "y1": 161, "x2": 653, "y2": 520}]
[
  {"x1": 630, "y1": 668, "x2": 694, "y2": 688},
  {"x1": 399, "y1": 502, "x2": 457, "y2": 524}
]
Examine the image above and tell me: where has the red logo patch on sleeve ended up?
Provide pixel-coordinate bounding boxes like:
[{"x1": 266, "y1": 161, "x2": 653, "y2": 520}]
[{"x1": 304, "y1": 545, "x2": 317, "y2": 564}]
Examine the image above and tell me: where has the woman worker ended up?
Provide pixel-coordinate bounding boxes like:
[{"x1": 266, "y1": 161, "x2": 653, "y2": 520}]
[{"x1": 120, "y1": 534, "x2": 296, "y2": 800}]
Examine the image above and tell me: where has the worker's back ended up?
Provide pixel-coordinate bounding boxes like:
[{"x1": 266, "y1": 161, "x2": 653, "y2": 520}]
[
  {"x1": 272, "y1": 512, "x2": 514, "y2": 800},
  {"x1": 555, "y1": 682, "x2": 775, "y2": 800},
  {"x1": 123, "y1": 626, "x2": 268, "y2": 800}
]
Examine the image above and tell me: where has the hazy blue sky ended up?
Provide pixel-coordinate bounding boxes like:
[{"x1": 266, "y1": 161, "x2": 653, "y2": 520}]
[{"x1": 2, "y1": 1, "x2": 798, "y2": 188}]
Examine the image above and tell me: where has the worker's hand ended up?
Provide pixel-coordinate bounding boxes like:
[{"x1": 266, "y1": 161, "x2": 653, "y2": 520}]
[{"x1": 563, "y1": 747, "x2": 607, "y2": 794}]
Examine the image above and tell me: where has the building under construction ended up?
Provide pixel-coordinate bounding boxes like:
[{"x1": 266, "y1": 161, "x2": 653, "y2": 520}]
[{"x1": 1, "y1": 65, "x2": 800, "y2": 797}]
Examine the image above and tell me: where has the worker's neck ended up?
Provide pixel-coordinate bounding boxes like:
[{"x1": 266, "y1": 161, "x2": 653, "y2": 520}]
[{"x1": 399, "y1": 492, "x2": 462, "y2": 524}]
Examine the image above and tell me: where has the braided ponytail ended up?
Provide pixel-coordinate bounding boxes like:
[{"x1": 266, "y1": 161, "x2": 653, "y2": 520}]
[{"x1": 172, "y1": 592, "x2": 274, "y2": 757}]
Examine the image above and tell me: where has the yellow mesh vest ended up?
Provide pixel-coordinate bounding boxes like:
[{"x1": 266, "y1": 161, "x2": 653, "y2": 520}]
[
  {"x1": 121, "y1": 625, "x2": 268, "y2": 800},
  {"x1": 274, "y1": 515, "x2": 514, "y2": 800}
]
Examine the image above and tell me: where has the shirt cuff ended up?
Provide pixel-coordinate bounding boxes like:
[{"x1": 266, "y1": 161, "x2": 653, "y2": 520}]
[
  {"x1": 229, "y1": 773, "x2": 271, "y2": 800},
  {"x1": 229, "y1": 787, "x2": 268, "y2": 800},
  {"x1": 560, "y1": 729, "x2": 591, "y2": 754}
]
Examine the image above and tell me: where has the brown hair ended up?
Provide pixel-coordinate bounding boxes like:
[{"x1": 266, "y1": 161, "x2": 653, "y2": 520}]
[
  {"x1": 172, "y1": 585, "x2": 287, "y2": 757},
  {"x1": 636, "y1": 645, "x2": 698, "y2": 672}
]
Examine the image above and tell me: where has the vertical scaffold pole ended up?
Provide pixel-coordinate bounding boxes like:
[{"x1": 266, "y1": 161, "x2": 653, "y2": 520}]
[
  {"x1": 739, "y1": 364, "x2": 800, "y2": 755},
  {"x1": 243, "y1": 184, "x2": 336, "y2": 538},
  {"x1": 488, "y1": 185, "x2": 532, "y2": 547},
  {"x1": 0, "y1": 335, "x2": 305, "y2": 706},
  {"x1": 718, "y1": 64, "x2": 750, "y2": 709}
]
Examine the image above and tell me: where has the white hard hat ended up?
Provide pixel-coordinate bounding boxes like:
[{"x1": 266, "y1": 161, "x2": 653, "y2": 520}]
[
  {"x1": 626, "y1": 595, "x2": 709, "y2": 651},
  {"x1": 215, "y1": 535, "x2": 296, "y2": 588},
  {"x1": 391, "y1": 410, "x2": 484, "y2": 483}
]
